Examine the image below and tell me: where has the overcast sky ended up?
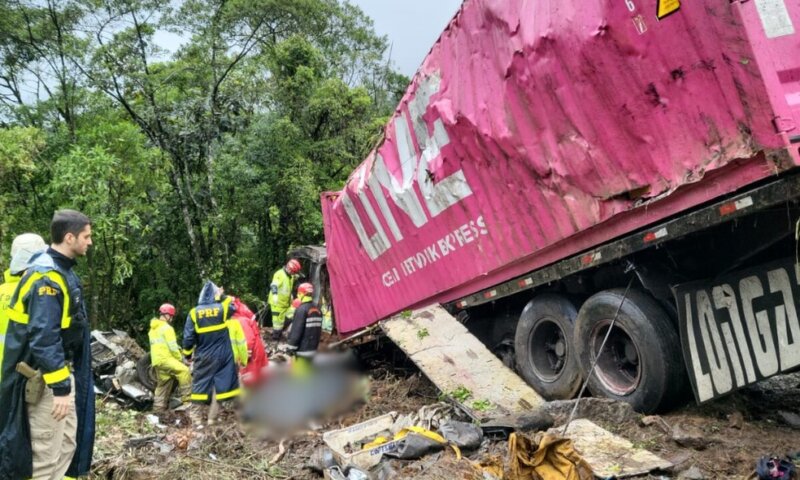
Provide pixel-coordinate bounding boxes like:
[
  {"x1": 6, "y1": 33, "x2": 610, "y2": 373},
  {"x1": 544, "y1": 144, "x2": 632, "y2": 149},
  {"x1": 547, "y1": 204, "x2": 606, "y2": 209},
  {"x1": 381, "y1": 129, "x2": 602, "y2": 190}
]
[
  {"x1": 153, "y1": 1, "x2": 462, "y2": 76},
  {"x1": 349, "y1": 0, "x2": 463, "y2": 76}
]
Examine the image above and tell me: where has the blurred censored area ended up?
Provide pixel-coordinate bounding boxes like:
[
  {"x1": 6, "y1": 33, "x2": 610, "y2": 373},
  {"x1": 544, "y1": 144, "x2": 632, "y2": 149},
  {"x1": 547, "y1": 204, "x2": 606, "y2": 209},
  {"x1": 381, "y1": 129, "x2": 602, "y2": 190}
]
[{"x1": 241, "y1": 351, "x2": 367, "y2": 438}]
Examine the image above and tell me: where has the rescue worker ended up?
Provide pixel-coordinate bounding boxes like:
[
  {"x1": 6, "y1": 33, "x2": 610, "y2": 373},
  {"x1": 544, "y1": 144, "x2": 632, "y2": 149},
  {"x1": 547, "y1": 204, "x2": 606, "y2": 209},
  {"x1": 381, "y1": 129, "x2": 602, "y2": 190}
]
[
  {"x1": 268, "y1": 259, "x2": 301, "y2": 340},
  {"x1": 286, "y1": 283, "x2": 323, "y2": 366},
  {"x1": 148, "y1": 303, "x2": 191, "y2": 411},
  {"x1": 0, "y1": 233, "x2": 47, "y2": 383},
  {"x1": 230, "y1": 297, "x2": 268, "y2": 387},
  {"x1": 182, "y1": 281, "x2": 239, "y2": 426},
  {"x1": 0, "y1": 210, "x2": 95, "y2": 480},
  {"x1": 226, "y1": 310, "x2": 248, "y2": 370}
]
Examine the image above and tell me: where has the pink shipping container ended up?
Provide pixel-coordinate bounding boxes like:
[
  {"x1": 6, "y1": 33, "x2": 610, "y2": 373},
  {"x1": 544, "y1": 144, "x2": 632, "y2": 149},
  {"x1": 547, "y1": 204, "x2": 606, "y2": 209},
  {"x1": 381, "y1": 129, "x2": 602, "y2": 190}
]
[{"x1": 322, "y1": 0, "x2": 800, "y2": 335}]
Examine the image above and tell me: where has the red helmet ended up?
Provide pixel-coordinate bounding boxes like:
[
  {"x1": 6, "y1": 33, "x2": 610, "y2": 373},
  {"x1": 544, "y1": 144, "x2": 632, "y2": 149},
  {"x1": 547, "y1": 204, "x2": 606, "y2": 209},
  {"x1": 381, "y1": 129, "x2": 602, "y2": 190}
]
[
  {"x1": 297, "y1": 283, "x2": 314, "y2": 297},
  {"x1": 159, "y1": 303, "x2": 176, "y2": 317},
  {"x1": 286, "y1": 259, "x2": 301, "y2": 274}
]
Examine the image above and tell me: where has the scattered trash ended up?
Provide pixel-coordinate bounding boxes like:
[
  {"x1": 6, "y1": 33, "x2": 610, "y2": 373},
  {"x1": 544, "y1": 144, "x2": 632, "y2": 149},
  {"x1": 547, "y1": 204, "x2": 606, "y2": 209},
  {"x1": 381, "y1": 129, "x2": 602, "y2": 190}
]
[
  {"x1": 393, "y1": 402, "x2": 454, "y2": 431},
  {"x1": 472, "y1": 455, "x2": 504, "y2": 479},
  {"x1": 509, "y1": 431, "x2": 593, "y2": 480},
  {"x1": 554, "y1": 419, "x2": 672, "y2": 477},
  {"x1": 324, "y1": 465, "x2": 371, "y2": 480},
  {"x1": 91, "y1": 329, "x2": 155, "y2": 409},
  {"x1": 345, "y1": 467, "x2": 369, "y2": 480},
  {"x1": 324, "y1": 466, "x2": 346, "y2": 480},
  {"x1": 439, "y1": 420, "x2": 483, "y2": 450},
  {"x1": 146, "y1": 414, "x2": 162, "y2": 426},
  {"x1": 124, "y1": 435, "x2": 163, "y2": 449},
  {"x1": 383, "y1": 428, "x2": 448, "y2": 460},
  {"x1": 309, "y1": 447, "x2": 338, "y2": 473},
  {"x1": 323, "y1": 412, "x2": 402, "y2": 470}
]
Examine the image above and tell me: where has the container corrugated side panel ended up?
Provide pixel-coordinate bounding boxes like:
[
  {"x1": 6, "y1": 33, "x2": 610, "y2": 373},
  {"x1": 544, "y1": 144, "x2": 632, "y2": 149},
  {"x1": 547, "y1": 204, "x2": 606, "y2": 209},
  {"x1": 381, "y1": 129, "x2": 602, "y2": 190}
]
[{"x1": 323, "y1": 0, "x2": 798, "y2": 333}]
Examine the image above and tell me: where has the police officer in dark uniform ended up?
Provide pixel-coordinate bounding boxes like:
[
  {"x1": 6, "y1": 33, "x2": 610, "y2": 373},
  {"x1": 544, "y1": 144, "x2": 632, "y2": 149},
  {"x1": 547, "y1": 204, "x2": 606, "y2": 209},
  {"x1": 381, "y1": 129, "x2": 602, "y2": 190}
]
[
  {"x1": 0, "y1": 210, "x2": 95, "y2": 480},
  {"x1": 183, "y1": 281, "x2": 239, "y2": 426}
]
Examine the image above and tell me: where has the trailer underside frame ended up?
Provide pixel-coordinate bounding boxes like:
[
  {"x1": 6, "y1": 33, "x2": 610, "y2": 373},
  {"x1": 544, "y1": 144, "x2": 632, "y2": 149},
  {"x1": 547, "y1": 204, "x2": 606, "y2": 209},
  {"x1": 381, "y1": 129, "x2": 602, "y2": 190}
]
[{"x1": 447, "y1": 172, "x2": 800, "y2": 311}]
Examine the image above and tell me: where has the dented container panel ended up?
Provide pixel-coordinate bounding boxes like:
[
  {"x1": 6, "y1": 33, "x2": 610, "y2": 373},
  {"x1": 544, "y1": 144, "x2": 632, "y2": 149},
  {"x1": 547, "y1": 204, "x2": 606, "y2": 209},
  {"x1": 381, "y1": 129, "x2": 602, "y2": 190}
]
[{"x1": 322, "y1": 0, "x2": 800, "y2": 333}]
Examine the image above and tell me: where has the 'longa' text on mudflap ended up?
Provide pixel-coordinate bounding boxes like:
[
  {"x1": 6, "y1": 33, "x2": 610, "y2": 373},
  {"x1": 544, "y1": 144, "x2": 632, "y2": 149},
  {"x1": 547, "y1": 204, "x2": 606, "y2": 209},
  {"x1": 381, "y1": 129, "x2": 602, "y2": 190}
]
[{"x1": 677, "y1": 258, "x2": 800, "y2": 403}]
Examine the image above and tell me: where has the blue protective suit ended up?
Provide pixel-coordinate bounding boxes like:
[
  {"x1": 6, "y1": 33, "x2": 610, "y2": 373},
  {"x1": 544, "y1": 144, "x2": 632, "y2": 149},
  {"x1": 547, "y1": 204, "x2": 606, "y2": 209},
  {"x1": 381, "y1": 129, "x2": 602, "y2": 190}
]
[
  {"x1": 0, "y1": 248, "x2": 95, "y2": 479},
  {"x1": 182, "y1": 282, "x2": 239, "y2": 403}
]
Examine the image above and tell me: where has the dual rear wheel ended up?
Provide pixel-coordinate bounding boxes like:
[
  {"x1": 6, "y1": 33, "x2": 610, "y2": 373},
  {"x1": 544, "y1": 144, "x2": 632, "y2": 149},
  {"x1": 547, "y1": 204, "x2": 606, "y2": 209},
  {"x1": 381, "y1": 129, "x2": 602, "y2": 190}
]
[{"x1": 514, "y1": 289, "x2": 686, "y2": 413}]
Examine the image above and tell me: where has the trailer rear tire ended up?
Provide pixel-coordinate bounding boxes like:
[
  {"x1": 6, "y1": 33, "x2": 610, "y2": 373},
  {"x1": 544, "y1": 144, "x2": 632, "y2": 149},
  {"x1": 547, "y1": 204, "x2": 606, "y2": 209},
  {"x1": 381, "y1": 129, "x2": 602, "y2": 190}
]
[
  {"x1": 136, "y1": 354, "x2": 157, "y2": 392},
  {"x1": 574, "y1": 289, "x2": 685, "y2": 413},
  {"x1": 514, "y1": 294, "x2": 583, "y2": 400}
]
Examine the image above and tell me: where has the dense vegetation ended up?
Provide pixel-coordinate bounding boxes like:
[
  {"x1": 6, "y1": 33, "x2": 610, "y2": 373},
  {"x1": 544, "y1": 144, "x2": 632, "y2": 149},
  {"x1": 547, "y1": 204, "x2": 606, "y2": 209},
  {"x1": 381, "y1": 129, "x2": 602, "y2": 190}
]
[{"x1": 0, "y1": 0, "x2": 408, "y2": 336}]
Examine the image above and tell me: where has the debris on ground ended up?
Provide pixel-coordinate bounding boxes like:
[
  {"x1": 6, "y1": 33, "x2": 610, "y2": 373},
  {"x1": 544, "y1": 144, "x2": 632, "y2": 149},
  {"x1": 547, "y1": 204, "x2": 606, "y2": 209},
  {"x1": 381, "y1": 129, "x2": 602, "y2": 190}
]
[
  {"x1": 554, "y1": 419, "x2": 672, "y2": 477},
  {"x1": 381, "y1": 306, "x2": 545, "y2": 420},
  {"x1": 91, "y1": 330, "x2": 156, "y2": 409},
  {"x1": 89, "y1": 333, "x2": 800, "y2": 480}
]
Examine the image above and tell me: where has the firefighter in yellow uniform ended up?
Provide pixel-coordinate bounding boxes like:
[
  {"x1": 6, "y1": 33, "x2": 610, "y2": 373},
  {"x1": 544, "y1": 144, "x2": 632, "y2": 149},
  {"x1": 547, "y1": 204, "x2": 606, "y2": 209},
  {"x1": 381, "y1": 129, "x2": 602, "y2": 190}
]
[
  {"x1": 226, "y1": 316, "x2": 248, "y2": 369},
  {"x1": 0, "y1": 233, "x2": 47, "y2": 383},
  {"x1": 148, "y1": 303, "x2": 191, "y2": 411},
  {"x1": 269, "y1": 259, "x2": 301, "y2": 340}
]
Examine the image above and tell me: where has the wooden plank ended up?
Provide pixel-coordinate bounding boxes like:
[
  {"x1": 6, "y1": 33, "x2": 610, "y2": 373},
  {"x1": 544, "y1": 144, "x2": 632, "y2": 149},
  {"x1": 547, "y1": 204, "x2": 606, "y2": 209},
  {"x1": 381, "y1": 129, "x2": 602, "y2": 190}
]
[
  {"x1": 551, "y1": 419, "x2": 672, "y2": 478},
  {"x1": 381, "y1": 305, "x2": 545, "y2": 421}
]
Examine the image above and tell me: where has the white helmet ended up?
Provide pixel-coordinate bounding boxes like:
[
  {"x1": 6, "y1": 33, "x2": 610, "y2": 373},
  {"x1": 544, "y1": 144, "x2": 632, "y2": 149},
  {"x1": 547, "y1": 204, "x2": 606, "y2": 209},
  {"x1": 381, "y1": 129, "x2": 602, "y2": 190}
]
[{"x1": 10, "y1": 233, "x2": 46, "y2": 274}]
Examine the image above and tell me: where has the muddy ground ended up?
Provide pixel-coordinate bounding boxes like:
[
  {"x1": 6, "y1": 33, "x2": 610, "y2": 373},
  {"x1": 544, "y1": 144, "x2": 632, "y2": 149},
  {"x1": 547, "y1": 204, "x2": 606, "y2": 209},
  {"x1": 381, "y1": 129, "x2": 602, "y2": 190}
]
[{"x1": 89, "y1": 342, "x2": 800, "y2": 480}]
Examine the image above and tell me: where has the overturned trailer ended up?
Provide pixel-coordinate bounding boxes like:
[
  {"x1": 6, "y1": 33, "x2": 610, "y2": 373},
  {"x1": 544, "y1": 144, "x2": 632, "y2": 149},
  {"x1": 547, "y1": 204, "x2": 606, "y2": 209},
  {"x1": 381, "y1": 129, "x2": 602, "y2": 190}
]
[{"x1": 321, "y1": 0, "x2": 800, "y2": 413}]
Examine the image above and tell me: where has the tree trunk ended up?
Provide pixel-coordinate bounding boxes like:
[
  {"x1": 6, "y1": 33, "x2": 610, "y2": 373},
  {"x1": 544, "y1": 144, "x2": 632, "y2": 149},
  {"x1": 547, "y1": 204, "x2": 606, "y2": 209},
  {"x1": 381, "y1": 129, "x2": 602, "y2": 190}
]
[{"x1": 169, "y1": 167, "x2": 206, "y2": 277}]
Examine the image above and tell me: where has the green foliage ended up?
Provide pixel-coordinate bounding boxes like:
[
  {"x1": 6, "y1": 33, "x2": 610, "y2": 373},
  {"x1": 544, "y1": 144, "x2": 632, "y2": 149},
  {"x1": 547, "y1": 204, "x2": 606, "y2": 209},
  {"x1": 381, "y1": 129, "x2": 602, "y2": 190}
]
[
  {"x1": 0, "y1": 0, "x2": 407, "y2": 333},
  {"x1": 0, "y1": 127, "x2": 43, "y2": 174},
  {"x1": 0, "y1": 127, "x2": 47, "y2": 266},
  {"x1": 48, "y1": 117, "x2": 170, "y2": 327},
  {"x1": 450, "y1": 386, "x2": 472, "y2": 403},
  {"x1": 471, "y1": 399, "x2": 492, "y2": 412},
  {"x1": 417, "y1": 328, "x2": 429, "y2": 340}
]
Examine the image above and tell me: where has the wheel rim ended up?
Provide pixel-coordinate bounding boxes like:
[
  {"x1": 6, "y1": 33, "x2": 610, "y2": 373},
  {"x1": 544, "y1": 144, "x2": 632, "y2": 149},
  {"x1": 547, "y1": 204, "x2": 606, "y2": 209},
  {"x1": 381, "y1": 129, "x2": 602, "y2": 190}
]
[
  {"x1": 527, "y1": 317, "x2": 569, "y2": 383},
  {"x1": 589, "y1": 320, "x2": 641, "y2": 396}
]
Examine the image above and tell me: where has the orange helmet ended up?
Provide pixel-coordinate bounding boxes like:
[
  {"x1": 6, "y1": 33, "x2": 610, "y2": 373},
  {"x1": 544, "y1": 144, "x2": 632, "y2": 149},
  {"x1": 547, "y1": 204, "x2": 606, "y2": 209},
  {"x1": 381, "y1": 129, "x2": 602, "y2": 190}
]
[
  {"x1": 159, "y1": 303, "x2": 176, "y2": 316},
  {"x1": 286, "y1": 259, "x2": 301, "y2": 274},
  {"x1": 297, "y1": 283, "x2": 313, "y2": 297}
]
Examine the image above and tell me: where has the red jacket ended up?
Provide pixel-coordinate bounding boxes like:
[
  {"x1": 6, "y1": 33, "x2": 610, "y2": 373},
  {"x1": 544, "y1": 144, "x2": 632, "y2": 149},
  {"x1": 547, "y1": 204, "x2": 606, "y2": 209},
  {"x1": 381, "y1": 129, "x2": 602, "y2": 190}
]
[{"x1": 231, "y1": 297, "x2": 268, "y2": 386}]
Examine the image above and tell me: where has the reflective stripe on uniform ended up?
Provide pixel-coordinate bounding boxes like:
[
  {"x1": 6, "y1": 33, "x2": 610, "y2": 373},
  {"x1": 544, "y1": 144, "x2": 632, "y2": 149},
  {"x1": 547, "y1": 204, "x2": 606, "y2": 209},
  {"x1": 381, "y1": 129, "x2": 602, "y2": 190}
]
[
  {"x1": 215, "y1": 388, "x2": 240, "y2": 400},
  {"x1": 43, "y1": 366, "x2": 70, "y2": 385},
  {"x1": 189, "y1": 297, "x2": 233, "y2": 334},
  {"x1": 182, "y1": 347, "x2": 195, "y2": 356},
  {"x1": 6, "y1": 271, "x2": 72, "y2": 329},
  {"x1": 190, "y1": 393, "x2": 209, "y2": 401},
  {"x1": 5, "y1": 308, "x2": 27, "y2": 323}
]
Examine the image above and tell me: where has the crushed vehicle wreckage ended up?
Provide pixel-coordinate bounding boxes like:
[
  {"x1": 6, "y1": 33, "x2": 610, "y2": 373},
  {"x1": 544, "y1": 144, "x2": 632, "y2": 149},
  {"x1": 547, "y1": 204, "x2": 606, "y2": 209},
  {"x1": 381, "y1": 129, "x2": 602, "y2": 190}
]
[{"x1": 90, "y1": 329, "x2": 159, "y2": 409}]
